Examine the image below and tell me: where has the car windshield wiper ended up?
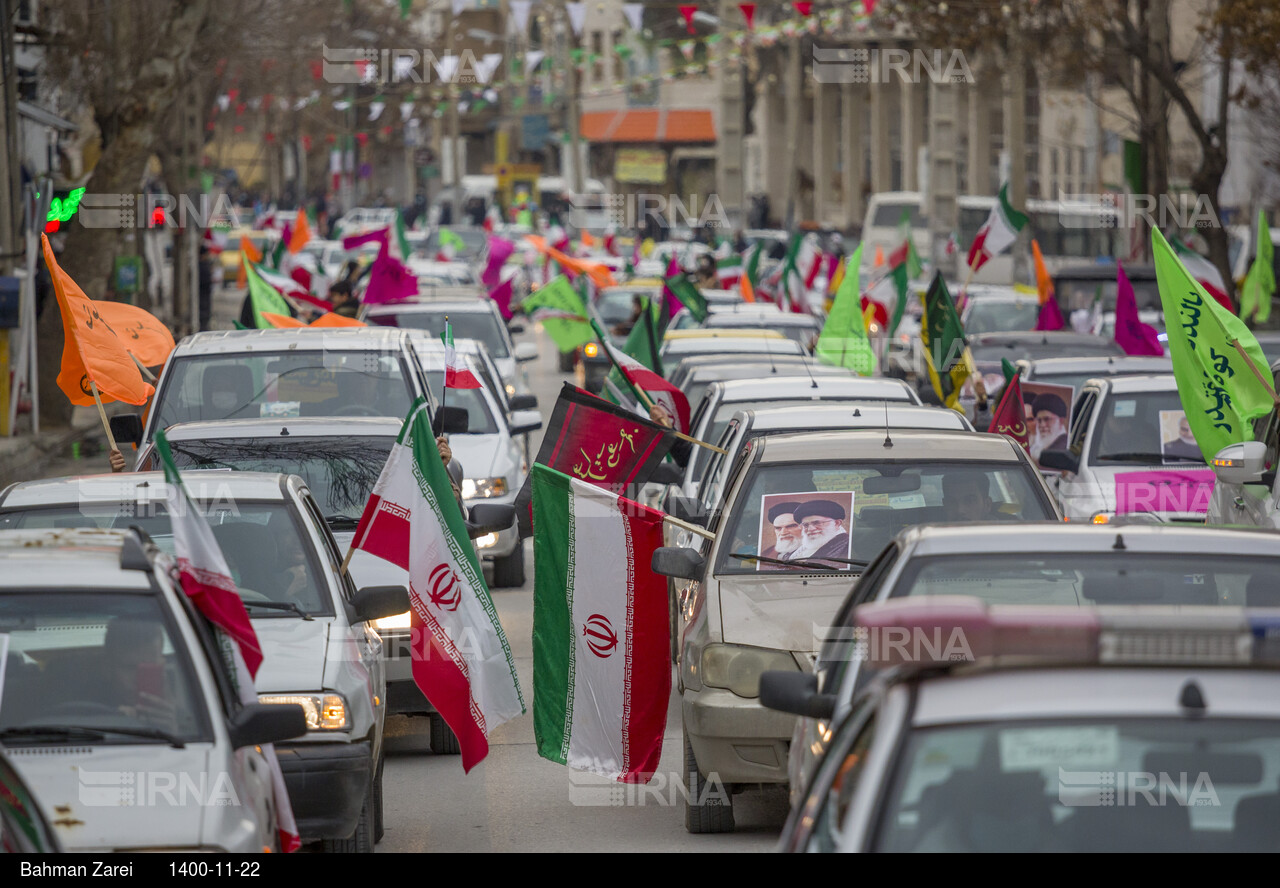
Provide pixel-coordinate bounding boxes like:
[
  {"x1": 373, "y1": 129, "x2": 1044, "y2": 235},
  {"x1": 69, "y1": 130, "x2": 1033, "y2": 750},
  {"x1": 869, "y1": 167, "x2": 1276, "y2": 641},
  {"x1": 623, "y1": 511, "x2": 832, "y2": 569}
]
[
  {"x1": 1, "y1": 725, "x2": 186, "y2": 748},
  {"x1": 323, "y1": 514, "x2": 361, "y2": 531},
  {"x1": 87, "y1": 726, "x2": 187, "y2": 748},
  {"x1": 242, "y1": 600, "x2": 315, "y2": 621},
  {"x1": 1095, "y1": 452, "x2": 1172, "y2": 463},
  {"x1": 729, "y1": 552, "x2": 858, "y2": 572}
]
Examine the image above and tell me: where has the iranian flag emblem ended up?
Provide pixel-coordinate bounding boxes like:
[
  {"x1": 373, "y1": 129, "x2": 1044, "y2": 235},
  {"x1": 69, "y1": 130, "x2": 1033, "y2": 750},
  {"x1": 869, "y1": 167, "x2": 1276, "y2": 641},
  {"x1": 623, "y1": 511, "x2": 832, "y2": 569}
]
[{"x1": 531, "y1": 465, "x2": 670, "y2": 783}]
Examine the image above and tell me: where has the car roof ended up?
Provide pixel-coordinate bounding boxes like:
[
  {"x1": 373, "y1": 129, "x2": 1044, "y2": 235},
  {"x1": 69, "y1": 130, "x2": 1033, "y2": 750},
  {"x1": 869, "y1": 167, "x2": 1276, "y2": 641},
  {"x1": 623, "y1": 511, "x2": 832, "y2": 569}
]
[
  {"x1": 1083, "y1": 373, "x2": 1179, "y2": 393},
  {"x1": 895, "y1": 520, "x2": 1280, "y2": 559},
  {"x1": 0, "y1": 471, "x2": 295, "y2": 508},
  {"x1": 737, "y1": 403, "x2": 970, "y2": 431},
  {"x1": 755, "y1": 429, "x2": 1021, "y2": 463},
  {"x1": 0, "y1": 528, "x2": 155, "y2": 590},
  {"x1": 961, "y1": 287, "x2": 1037, "y2": 302},
  {"x1": 158, "y1": 417, "x2": 403, "y2": 440},
  {"x1": 1026, "y1": 355, "x2": 1173, "y2": 373},
  {"x1": 712, "y1": 376, "x2": 915, "y2": 402},
  {"x1": 704, "y1": 312, "x2": 818, "y2": 327},
  {"x1": 365, "y1": 300, "x2": 494, "y2": 315},
  {"x1": 174, "y1": 327, "x2": 408, "y2": 356},
  {"x1": 970, "y1": 331, "x2": 1113, "y2": 346},
  {"x1": 661, "y1": 337, "x2": 807, "y2": 356},
  {"x1": 685, "y1": 361, "x2": 852, "y2": 383}
]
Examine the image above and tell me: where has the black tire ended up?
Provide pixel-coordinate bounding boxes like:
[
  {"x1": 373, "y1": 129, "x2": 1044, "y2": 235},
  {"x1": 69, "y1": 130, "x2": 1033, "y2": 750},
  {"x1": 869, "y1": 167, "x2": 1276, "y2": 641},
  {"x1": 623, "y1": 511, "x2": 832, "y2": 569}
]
[
  {"x1": 430, "y1": 714, "x2": 461, "y2": 755},
  {"x1": 321, "y1": 779, "x2": 374, "y2": 853},
  {"x1": 373, "y1": 756, "x2": 385, "y2": 844},
  {"x1": 684, "y1": 730, "x2": 735, "y2": 834},
  {"x1": 491, "y1": 545, "x2": 526, "y2": 588}
]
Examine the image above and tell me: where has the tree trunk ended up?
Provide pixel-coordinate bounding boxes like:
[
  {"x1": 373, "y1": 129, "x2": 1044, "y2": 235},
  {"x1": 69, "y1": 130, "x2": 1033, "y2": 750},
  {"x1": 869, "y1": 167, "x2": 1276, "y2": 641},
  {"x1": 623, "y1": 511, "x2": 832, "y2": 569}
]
[{"x1": 1192, "y1": 147, "x2": 1232, "y2": 307}]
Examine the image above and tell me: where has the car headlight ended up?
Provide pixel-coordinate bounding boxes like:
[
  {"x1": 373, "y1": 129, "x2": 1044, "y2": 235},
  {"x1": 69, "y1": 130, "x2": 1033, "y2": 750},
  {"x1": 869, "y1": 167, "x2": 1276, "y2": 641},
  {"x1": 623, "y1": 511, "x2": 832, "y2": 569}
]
[
  {"x1": 583, "y1": 342, "x2": 600, "y2": 358},
  {"x1": 475, "y1": 532, "x2": 498, "y2": 549},
  {"x1": 373, "y1": 610, "x2": 411, "y2": 630},
  {"x1": 259, "y1": 693, "x2": 350, "y2": 730},
  {"x1": 701, "y1": 644, "x2": 799, "y2": 698},
  {"x1": 505, "y1": 383, "x2": 516, "y2": 396},
  {"x1": 462, "y1": 477, "x2": 507, "y2": 499}
]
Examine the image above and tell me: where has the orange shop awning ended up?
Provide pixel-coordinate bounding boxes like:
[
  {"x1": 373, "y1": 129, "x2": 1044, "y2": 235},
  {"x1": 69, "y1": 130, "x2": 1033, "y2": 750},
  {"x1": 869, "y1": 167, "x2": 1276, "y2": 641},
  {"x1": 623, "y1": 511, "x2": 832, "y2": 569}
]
[{"x1": 578, "y1": 109, "x2": 715, "y2": 144}]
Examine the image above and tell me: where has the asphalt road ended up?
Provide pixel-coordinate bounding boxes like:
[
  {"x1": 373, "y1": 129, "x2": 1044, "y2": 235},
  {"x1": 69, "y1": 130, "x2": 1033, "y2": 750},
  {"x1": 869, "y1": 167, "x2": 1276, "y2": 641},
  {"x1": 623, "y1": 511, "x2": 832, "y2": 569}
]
[{"x1": 376, "y1": 322, "x2": 789, "y2": 853}]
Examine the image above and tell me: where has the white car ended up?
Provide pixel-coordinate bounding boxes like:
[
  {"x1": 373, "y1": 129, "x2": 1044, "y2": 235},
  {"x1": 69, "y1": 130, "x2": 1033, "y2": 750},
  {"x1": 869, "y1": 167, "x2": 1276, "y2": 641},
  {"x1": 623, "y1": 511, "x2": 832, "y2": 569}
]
[
  {"x1": 1208, "y1": 404, "x2": 1280, "y2": 527},
  {"x1": 1039, "y1": 374, "x2": 1209, "y2": 523},
  {"x1": 0, "y1": 527, "x2": 307, "y2": 852},
  {"x1": 0, "y1": 472, "x2": 407, "y2": 851},
  {"x1": 407, "y1": 258, "x2": 481, "y2": 289}
]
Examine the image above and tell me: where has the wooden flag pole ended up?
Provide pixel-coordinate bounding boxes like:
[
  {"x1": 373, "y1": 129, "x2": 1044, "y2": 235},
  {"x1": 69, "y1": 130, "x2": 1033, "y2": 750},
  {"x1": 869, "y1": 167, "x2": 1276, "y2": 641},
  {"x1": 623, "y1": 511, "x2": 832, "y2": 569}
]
[
  {"x1": 89, "y1": 380, "x2": 117, "y2": 452},
  {"x1": 663, "y1": 514, "x2": 715, "y2": 540},
  {"x1": 129, "y1": 352, "x2": 157, "y2": 382},
  {"x1": 1197, "y1": 292, "x2": 1280, "y2": 406},
  {"x1": 339, "y1": 545, "x2": 355, "y2": 577}
]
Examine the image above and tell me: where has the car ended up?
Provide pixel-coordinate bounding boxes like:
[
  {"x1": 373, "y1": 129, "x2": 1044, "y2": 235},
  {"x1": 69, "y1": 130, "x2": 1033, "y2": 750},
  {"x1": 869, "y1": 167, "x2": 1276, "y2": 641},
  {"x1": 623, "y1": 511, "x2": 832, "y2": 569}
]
[
  {"x1": 659, "y1": 330, "x2": 807, "y2": 379},
  {"x1": 575, "y1": 283, "x2": 665, "y2": 391},
  {"x1": 959, "y1": 285, "x2": 1041, "y2": 334},
  {"x1": 421, "y1": 225, "x2": 489, "y2": 260},
  {"x1": 666, "y1": 354, "x2": 855, "y2": 410},
  {"x1": 958, "y1": 331, "x2": 1128, "y2": 407},
  {"x1": 407, "y1": 258, "x2": 481, "y2": 289},
  {"x1": 1038, "y1": 375, "x2": 1209, "y2": 523},
  {"x1": 1016, "y1": 355, "x2": 1174, "y2": 397},
  {"x1": 768, "y1": 595, "x2": 1280, "y2": 852},
  {"x1": 0, "y1": 748, "x2": 62, "y2": 852},
  {"x1": 1053, "y1": 263, "x2": 1161, "y2": 321},
  {"x1": 334, "y1": 207, "x2": 399, "y2": 237},
  {"x1": 1207, "y1": 404, "x2": 1280, "y2": 527},
  {"x1": 117, "y1": 328, "x2": 441, "y2": 452},
  {"x1": 700, "y1": 306, "x2": 823, "y2": 350},
  {"x1": 676, "y1": 376, "x2": 924, "y2": 505},
  {"x1": 0, "y1": 473, "x2": 405, "y2": 851},
  {"x1": 650, "y1": 429, "x2": 1060, "y2": 833},
  {"x1": 361, "y1": 299, "x2": 538, "y2": 397},
  {"x1": 0, "y1": 526, "x2": 308, "y2": 852},
  {"x1": 665, "y1": 290, "x2": 753, "y2": 331}
]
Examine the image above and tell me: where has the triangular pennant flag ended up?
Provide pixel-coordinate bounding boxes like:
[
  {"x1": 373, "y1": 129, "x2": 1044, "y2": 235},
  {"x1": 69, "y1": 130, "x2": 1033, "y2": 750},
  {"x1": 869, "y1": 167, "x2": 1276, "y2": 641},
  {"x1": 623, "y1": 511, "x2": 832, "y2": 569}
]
[
  {"x1": 510, "y1": 0, "x2": 533, "y2": 32},
  {"x1": 622, "y1": 2, "x2": 644, "y2": 31},
  {"x1": 679, "y1": 4, "x2": 697, "y2": 34},
  {"x1": 566, "y1": 1, "x2": 586, "y2": 36},
  {"x1": 739, "y1": 2, "x2": 756, "y2": 29}
]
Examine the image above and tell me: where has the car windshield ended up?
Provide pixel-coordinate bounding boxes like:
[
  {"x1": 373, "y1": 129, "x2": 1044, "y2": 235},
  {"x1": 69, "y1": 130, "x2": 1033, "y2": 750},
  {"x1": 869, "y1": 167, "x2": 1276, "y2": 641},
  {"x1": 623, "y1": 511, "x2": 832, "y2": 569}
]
[
  {"x1": 0, "y1": 593, "x2": 208, "y2": 743},
  {"x1": 151, "y1": 437, "x2": 393, "y2": 525},
  {"x1": 0, "y1": 503, "x2": 331, "y2": 616},
  {"x1": 1057, "y1": 276, "x2": 1162, "y2": 316},
  {"x1": 424, "y1": 372, "x2": 499, "y2": 434},
  {"x1": 873, "y1": 718, "x2": 1280, "y2": 852},
  {"x1": 716, "y1": 461, "x2": 1050, "y2": 575},
  {"x1": 888, "y1": 552, "x2": 1272, "y2": 606},
  {"x1": 368, "y1": 310, "x2": 509, "y2": 358},
  {"x1": 1090, "y1": 390, "x2": 1204, "y2": 465},
  {"x1": 969, "y1": 338, "x2": 1124, "y2": 363},
  {"x1": 965, "y1": 300, "x2": 1040, "y2": 334},
  {"x1": 597, "y1": 291, "x2": 645, "y2": 326},
  {"x1": 153, "y1": 351, "x2": 412, "y2": 430}
]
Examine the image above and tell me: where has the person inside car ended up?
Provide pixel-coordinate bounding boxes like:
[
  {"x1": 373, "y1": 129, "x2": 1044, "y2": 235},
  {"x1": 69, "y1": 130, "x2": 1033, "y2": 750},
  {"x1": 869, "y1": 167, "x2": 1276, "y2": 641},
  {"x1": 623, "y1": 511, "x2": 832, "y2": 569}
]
[{"x1": 941, "y1": 473, "x2": 1007, "y2": 522}]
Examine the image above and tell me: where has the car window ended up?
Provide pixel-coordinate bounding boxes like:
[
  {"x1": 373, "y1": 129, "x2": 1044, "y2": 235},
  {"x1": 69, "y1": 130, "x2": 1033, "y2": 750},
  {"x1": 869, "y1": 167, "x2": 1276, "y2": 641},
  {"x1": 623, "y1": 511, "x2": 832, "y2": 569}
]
[
  {"x1": 716, "y1": 461, "x2": 1052, "y2": 575},
  {"x1": 369, "y1": 311, "x2": 510, "y2": 358},
  {"x1": 1068, "y1": 391, "x2": 1097, "y2": 454},
  {"x1": 0, "y1": 592, "x2": 211, "y2": 743},
  {"x1": 1089, "y1": 390, "x2": 1204, "y2": 466},
  {"x1": 873, "y1": 718, "x2": 1280, "y2": 852},
  {"x1": 153, "y1": 350, "x2": 413, "y2": 430},
  {"x1": 965, "y1": 300, "x2": 1040, "y2": 335},
  {"x1": 424, "y1": 372, "x2": 500, "y2": 434}
]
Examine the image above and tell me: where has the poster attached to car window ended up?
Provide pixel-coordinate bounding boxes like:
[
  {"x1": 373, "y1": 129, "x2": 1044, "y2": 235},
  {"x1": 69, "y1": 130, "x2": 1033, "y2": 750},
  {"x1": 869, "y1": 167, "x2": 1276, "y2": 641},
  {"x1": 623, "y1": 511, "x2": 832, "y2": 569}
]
[
  {"x1": 1160, "y1": 409, "x2": 1202, "y2": 463},
  {"x1": 757, "y1": 491, "x2": 854, "y2": 571},
  {"x1": 1022, "y1": 381, "x2": 1074, "y2": 472}
]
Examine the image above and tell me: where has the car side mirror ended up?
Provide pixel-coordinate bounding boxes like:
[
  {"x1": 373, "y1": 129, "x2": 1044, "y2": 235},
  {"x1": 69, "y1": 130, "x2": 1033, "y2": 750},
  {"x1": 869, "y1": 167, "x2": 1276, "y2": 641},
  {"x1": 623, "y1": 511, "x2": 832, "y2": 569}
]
[
  {"x1": 1211, "y1": 441, "x2": 1268, "y2": 485},
  {"x1": 352, "y1": 585, "x2": 410, "y2": 623},
  {"x1": 433, "y1": 405, "x2": 469, "y2": 436},
  {"x1": 466, "y1": 502, "x2": 516, "y2": 539},
  {"x1": 665, "y1": 492, "x2": 704, "y2": 526},
  {"x1": 514, "y1": 341, "x2": 538, "y2": 362},
  {"x1": 759, "y1": 672, "x2": 835, "y2": 720},
  {"x1": 509, "y1": 409, "x2": 543, "y2": 436},
  {"x1": 507, "y1": 393, "x2": 538, "y2": 411},
  {"x1": 651, "y1": 546, "x2": 705, "y2": 581},
  {"x1": 509, "y1": 322, "x2": 528, "y2": 337},
  {"x1": 229, "y1": 702, "x2": 308, "y2": 748},
  {"x1": 1037, "y1": 448, "x2": 1080, "y2": 474},
  {"x1": 110, "y1": 414, "x2": 144, "y2": 446}
]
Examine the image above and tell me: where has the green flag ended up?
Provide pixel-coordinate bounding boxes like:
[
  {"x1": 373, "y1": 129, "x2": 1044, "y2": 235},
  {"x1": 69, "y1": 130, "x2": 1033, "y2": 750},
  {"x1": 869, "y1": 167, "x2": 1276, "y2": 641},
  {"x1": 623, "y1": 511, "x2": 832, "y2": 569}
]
[
  {"x1": 1001, "y1": 357, "x2": 1019, "y2": 386},
  {"x1": 745, "y1": 242, "x2": 763, "y2": 288},
  {"x1": 603, "y1": 297, "x2": 664, "y2": 404},
  {"x1": 920, "y1": 272, "x2": 971, "y2": 409},
  {"x1": 439, "y1": 227, "x2": 466, "y2": 256},
  {"x1": 522, "y1": 275, "x2": 595, "y2": 353},
  {"x1": 244, "y1": 259, "x2": 291, "y2": 328},
  {"x1": 664, "y1": 273, "x2": 709, "y2": 322},
  {"x1": 815, "y1": 244, "x2": 874, "y2": 376},
  {"x1": 1153, "y1": 225, "x2": 1276, "y2": 462},
  {"x1": 1241, "y1": 209, "x2": 1275, "y2": 325}
]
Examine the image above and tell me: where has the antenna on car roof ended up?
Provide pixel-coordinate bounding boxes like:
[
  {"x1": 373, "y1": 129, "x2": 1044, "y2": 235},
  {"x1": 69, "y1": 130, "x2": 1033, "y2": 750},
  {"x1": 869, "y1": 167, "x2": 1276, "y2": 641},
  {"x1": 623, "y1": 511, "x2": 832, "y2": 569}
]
[
  {"x1": 762, "y1": 327, "x2": 777, "y2": 374},
  {"x1": 883, "y1": 401, "x2": 893, "y2": 448},
  {"x1": 798, "y1": 351, "x2": 819, "y2": 389}
]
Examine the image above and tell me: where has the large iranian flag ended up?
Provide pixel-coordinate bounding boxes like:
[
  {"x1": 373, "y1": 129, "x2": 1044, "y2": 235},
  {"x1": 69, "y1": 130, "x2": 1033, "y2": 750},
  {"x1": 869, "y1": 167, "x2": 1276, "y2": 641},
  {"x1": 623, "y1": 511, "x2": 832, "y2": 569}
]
[
  {"x1": 350, "y1": 401, "x2": 524, "y2": 772},
  {"x1": 531, "y1": 465, "x2": 670, "y2": 783},
  {"x1": 966, "y1": 182, "x2": 1028, "y2": 273}
]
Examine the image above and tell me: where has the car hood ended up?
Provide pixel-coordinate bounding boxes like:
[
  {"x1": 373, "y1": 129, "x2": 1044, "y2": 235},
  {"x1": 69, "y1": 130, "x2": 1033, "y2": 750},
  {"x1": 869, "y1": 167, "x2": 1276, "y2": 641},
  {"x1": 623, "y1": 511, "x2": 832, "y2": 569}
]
[
  {"x1": 7, "y1": 745, "x2": 211, "y2": 851},
  {"x1": 332, "y1": 531, "x2": 409, "y2": 590},
  {"x1": 251, "y1": 617, "x2": 334, "y2": 693},
  {"x1": 452, "y1": 434, "x2": 512, "y2": 481},
  {"x1": 1084, "y1": 462, "x2": 1213, "y2": 518},
  {"x1": 717, "y1": 575, "x2": 856, "y2": 653}
]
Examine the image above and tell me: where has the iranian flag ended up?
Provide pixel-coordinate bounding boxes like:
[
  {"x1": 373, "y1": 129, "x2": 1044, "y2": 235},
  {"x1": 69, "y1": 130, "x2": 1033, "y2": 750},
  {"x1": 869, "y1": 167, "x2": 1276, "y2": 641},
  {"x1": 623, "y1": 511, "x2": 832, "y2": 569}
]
[
  {"x1": 531, "y1": 465, "x2": 670, "y2": 783},
  {"x1": 966, "y1": 182, "x2": 1028, "y2": 273},
  {"x1": 591, "y1": 318, "x2": 690, "y2": 433},
  {"x1": 350, "y1": 401, "x2": 525, "y2": 772},
  {"x1": 442, "y1": 321, "x2": 482, "y2": 389},
  {"x1": 716, "y1": 254, "x2": 743, "y2": 288},
  {"x1": 1171, "y1": 238, "x2": 1233, "y2": 312},
  {"x1": 155, "y1": 429, "x2": 300, "y2": 853}
]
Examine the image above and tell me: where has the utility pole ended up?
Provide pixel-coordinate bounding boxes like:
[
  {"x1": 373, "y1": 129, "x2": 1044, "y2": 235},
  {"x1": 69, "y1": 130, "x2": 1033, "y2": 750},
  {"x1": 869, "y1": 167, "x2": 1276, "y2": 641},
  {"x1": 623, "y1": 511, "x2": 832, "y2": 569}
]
[
  {"x1": 563, "y1": 0, "x2": 582, "y2": 195},
  {"x1": 1005, "y1": 25, "x2": 1029, "y2": 283},
  {"x1": 0, "y1": 0, "x2": 21, "y2": 276},
  {"x1": 448, "y1": 13, "x2": 463, "y2": 200},
  {"x1": 716, "y1": 0, "x2": 745, "y2": 230}
]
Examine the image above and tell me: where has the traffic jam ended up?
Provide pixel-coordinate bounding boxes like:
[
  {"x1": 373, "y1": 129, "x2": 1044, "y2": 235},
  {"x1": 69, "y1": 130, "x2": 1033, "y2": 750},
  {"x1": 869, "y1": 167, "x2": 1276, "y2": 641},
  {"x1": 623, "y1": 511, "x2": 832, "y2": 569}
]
[{"x1": 5, "y1": 0, "x2": 1280, "y2": 862}]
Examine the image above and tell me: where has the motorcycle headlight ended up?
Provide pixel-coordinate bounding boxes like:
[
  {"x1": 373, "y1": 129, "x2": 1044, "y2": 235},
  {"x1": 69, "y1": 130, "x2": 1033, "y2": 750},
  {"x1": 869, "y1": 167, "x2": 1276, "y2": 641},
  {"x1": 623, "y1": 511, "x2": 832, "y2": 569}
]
[
  {"x1": 259, "y1": 693, "x2": 350, "y2": 730},
  {"x1": 462, "y1": 477, "x2": 508, "y2": 499},
  {"x1": 701, "y1": 644, "x2": 799, "y2": 698}
]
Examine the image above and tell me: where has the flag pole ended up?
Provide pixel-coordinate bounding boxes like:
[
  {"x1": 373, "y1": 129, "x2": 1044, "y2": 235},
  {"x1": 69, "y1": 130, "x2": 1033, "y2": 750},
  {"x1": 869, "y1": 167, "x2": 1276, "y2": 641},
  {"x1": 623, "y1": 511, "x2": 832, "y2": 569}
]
[
  {"x1": 1197, "y1": 295, "x2": 1280, "y2": 405},
  {"x1": 129, "y1": 352, "x2": 157, "y2": 383},
  {"x1": 339, "y1": 546, "x2": 355, "y2": 576},
  {"x1": 441, "y1": 316, "x2": 449, "y2": 411},
  {"x1": 663, "y1": 514, "x2": 715, "y2": 540},
  {"x1": 88, "y1": 380, "x2": 117, "y2": 452}
]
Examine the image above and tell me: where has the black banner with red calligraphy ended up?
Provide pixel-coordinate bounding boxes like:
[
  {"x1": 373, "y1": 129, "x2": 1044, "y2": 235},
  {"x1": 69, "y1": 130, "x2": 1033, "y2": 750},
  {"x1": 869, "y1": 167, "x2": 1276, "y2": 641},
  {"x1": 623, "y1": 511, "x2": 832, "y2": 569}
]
[{"x1": 514, "y1": 382, "x2": 675, "y2": 538}]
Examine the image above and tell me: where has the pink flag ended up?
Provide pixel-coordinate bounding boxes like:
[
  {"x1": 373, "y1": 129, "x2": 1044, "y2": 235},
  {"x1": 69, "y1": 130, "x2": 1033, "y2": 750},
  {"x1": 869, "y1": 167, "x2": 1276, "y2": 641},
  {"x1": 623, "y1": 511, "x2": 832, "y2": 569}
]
[
  {"x1": 1034, "y1": 295, "x2": 1066, "y2": 331},
  {"x1": 482, "y1": 236, "x2": 515, "y2": 289},
  {"x1": 342, "y1": 228, "x2": 388, "y2": 251},
  {"x1": 1114, "y1": 263, "x2": 1164, "y2": 356},
  {"x1": 345, "y1": 228, "x2": 417, "y2": 304},
  {"x1": 489, "y1": 277, "x2": 515, "y2": 320}
]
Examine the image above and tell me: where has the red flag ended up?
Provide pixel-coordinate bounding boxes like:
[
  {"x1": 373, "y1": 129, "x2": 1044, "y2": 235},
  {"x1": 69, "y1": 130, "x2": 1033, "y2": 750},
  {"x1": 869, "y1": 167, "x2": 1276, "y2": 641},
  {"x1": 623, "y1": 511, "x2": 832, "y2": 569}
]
[
  {"x1": 489, "y1": 277, "x2": 515, "y2": 321},
  {"x1": 989, "y1": 372, "x2": 1030, "y2": 452},
  {"x1": 793, "y1": 1, "x2": 813, "y2": 16},
  {"x1": 739, "y1": 2, "x2": 756, "y2": 28},
  {"x1": 1034, "y1": 295, "x2": 1066, "y2": 331},
  {"x1": 679, "y1": 4, "x2": 697, "y2": 33}
]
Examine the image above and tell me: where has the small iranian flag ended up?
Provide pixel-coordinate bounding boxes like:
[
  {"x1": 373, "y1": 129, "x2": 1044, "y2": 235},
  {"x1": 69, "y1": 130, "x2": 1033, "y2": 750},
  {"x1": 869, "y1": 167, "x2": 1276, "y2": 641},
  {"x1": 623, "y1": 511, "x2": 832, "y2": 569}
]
[
  {"x1": 591, "y1": 318, "x2": 690, "y2": 433},
  {"x1": 966, "y1": 182, "x2": 1028, "y2": 273},
  {"x1": 350, "y1": 401, "x2": 525, "y2": 772},
  {"x1": 442, "y1": 321, "x2": 483, "y2": 389},
  {"x1": 154, "y1": 430, "x2": 300, "y2": 853},
  {"x1": 531, "y1": 465, "x2": 670, "y2": 783},
  {"x1": 716, "y1": 254, "x2": 743, "y2": 287}
]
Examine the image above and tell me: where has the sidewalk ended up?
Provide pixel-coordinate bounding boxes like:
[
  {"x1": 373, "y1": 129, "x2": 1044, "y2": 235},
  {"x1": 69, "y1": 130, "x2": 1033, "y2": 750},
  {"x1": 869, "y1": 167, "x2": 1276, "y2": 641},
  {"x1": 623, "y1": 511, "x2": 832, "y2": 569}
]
[{"x1": 0, "y1": 405, "x2": 119, "y2": 488}]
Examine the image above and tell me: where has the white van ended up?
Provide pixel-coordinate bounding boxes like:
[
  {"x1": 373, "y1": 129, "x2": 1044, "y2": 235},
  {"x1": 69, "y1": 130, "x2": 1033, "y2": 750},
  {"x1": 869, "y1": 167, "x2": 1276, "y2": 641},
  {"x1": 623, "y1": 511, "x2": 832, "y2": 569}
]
[{"x1": 860, "y1": 191, "x2": 930, "y2": 261}]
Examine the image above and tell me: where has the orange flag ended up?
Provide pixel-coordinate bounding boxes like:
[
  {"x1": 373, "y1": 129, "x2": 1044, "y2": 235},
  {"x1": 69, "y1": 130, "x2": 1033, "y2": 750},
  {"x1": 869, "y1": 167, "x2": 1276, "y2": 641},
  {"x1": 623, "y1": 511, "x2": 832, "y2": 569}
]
[
  {"x1": 1032, "y1": 239, "x2": 1054, "y2": 305},
  {"x1": 873, "y1": 244, "x2": 885, "y2": 267},
  {"x1": 309, "y1": 312, "x2": 366, "y2": 328},
  {"x1": 544, "y1": 245, "x2": 618, "y2": 289},
  {"x1": 289, "y1": 213, "x2": 312, "y2": 253},
  {"x1": 740, "y1": 272, "x2": 756, "y2": 303},
  {"x1": 261, "y1": 312, "x2": 307, "y2": 328},
  {"x1": 580, "y1": 230, "x2": 596, "y2": 249},
  {"x1": 91, "y1": 301, "x2": 176, "y2": 369},
  {"x1": 42, "y1": 235, "x2": 155, "y2": 406},
  {"x1": 236, "y1": 235, "x2": 263, "y2": 288}
]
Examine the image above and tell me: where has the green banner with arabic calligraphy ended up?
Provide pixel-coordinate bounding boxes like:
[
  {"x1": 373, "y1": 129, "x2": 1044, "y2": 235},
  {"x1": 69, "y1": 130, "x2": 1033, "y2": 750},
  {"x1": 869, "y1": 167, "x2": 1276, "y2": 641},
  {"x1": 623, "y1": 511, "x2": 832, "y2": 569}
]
[{"x1": 1153, "y1": 227, "x2": 1275, "y2": 463}]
